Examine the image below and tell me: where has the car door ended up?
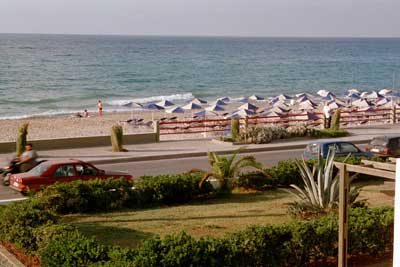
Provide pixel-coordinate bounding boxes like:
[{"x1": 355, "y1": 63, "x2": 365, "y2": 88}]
[
  {"x1": 75, "y1": 164, "x2": 100, "y2": 181},
  {"x1": 53, "y1": 164, "x2": 77, "y2": 184}
]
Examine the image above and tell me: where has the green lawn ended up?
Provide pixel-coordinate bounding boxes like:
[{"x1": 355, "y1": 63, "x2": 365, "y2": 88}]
[
  {"x1": 62, "y1": 179, "x2": 395, "y2": 249},
  {"x1": 62, "y1": 189, "x2": 295, "y2": 248}
]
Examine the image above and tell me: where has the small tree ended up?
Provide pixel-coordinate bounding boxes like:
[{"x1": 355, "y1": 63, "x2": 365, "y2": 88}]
[
  {"x1": 111, "y1": 125, "x2": 124, "y2": 152},
  {"x1": 199, "y1": 148, "x2": 263, "y2": 194},
  {"x1": 330, "y1": 109, "x2": 341, "y2": 131},
  {"x1": 231, "y1": 118, "x2": 240, "y2": 141},
  {"x1": 16, "y1": 123, "x2": 29, "y2": 156}
]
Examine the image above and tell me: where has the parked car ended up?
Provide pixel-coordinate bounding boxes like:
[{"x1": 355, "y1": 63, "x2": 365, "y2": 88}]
[
  {"x1": 366, "y1": 135, "x2": 400, "y2": 157},
  {"x1": 303, "y1": 141, "x2": 372, "y2": 160},
  {"x1": 9, "y1": 160, "x2": 133, "y2": 193}
]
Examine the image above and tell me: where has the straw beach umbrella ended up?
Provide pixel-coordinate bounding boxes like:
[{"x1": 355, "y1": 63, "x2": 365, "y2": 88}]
[
  {"x1": 182, "y1": 102, "x2": 202, "y2": 117},
  {"x1": 191, "y1": 97, "x2": 208, "y2": 105},
  {"x1": 238, "y1": 102, "x2": 258, "y2": 111},
  {"x1": 143, "y1": 103, "x2": 165, "y2": 120},
  {"x1": 206, "y1": 104, "x2": 225, "y2": 112},
  {"x1": 248, "y1": 94, "x2": 264, "y2": 101},
  {"x1": 166, "y1": 106, "x2": 184, "y2": 114},
  {"x1": 156, "y1": 100, "x2": 175, "y2": 107},
  {"x1": 211, "y1": 99, "x2": 227, "y2": 106},
  {"x1": 217, "y1": 97, "x2": 230, "y2": 103}
]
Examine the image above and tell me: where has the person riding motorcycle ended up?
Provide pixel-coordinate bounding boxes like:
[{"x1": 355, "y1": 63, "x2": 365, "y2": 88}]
[
  {"x1": 0, "y1": 144, "x2": 40, "y2": 185},
  {"x1": 17, "y1": 143, "x2": 38, "y2": 173}
]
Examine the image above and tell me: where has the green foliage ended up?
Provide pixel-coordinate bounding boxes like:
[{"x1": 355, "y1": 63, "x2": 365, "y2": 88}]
[
  {"x1": 16, "y1": 123, "x2": 29, "y2": 156},
  {"x1": 89, "y1": 207, "x2": 394, "y2": 267},
  {"x1": 311, "y1": 129, "x2": 349, "y2": 138},
  {"x1": 286, "y1": 123, "x2": 316, "y2": 137},
  {"x1": 231, "y1": 118, "x2": 240, "y2": 141},
  {"x1": 135, "y1": 173, "x2": 213, "y2": 205},
  {"x1": 0, "y1": 198, "x2": 58, "y2": 252},
  {"x1": 240, "y1": 125, "x2": 288, "y2": 144},
  {"x1": 237, "y1": 171, "x2": 276, "y2": 190},
  {"x1": 111, "y1": 124, "x2": 124, "y2": 152},
  {"x1": 289, "y1": 148, "x2": 361, "y2": 214},
  {"x1": 330, "y1": 109, "x2": 341, "y2": 130},
  {"x1": 266, "y1": 159, "x2": 305, "y2": 186},
  {"x1": 200, "y1": 149, "x2": 263, "y2": 193},
  {"x1": 37, "y1": 178, "x2": 135, "y2": 214},
  {"x1": 40, "y1": 228, "x2": 108, "y2": 267}
]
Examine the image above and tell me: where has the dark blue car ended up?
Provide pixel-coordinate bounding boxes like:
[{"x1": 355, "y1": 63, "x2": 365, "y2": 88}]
[{"x1": 303, "y1": 141, "x2": 372, "y2": 160}]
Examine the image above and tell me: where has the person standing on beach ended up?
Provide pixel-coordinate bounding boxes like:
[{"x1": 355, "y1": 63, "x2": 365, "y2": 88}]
[
  {"x1": 97, "y1": 100, "x2": 103, "y2": 117},
  {"x1": 323, "y1": 102, "x2": 331, "y2": 129},
  {"x1": 83, "y1": 109, "x2": 89, "y2": 118}
]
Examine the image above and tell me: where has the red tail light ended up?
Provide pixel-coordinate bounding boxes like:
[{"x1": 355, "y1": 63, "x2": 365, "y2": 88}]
[{"x1": 383, "y1": 147, "x2": 390, "y2": 154}]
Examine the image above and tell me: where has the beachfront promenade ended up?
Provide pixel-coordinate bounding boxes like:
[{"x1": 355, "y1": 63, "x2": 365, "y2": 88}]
[{"x1": 1, "y1": 124, "x2": 399, "y2": 168}]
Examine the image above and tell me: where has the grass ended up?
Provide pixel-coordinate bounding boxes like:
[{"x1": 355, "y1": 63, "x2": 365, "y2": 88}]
[
  {"x1": 62, "y1": 180, "x2": 394, "y2": 249},
  {"x1": 62, "y1": 189, "x2": 295, "y2": 248}
]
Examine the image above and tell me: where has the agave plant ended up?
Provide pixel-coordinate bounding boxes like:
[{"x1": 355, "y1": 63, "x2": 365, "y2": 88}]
[
  {"x1": 289, "y1": 147, "x2": 360, "y2": 210},
  {"x1": 199, "y1": 149, "x2": 263, "y2": 192}
]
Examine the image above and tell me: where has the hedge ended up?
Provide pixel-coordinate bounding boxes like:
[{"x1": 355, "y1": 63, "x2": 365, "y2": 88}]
[
  {"x1": 0, "y1": 197, "x2": 393, "y2": 267},
  {"x1": 36, "y1": 173, "x2": 214, "y2": 214}
]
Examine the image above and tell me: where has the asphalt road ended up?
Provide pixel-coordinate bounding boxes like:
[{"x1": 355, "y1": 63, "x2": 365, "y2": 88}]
[{"x1": 98, "y1": 149, "x2": 304, "y2": 177}]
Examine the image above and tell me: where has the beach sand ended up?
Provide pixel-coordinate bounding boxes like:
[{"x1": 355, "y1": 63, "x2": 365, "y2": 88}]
[{"x1": 0, "y1": 110, "x2": 192, "y2": 142}]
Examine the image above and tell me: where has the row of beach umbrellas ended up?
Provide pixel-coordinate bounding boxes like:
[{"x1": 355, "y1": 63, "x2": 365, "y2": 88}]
[{"x1": 122, "y1": 89, "x2": 399, "y2": 120}]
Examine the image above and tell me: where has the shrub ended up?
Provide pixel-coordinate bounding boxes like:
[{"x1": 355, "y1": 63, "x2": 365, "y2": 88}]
[
  {"x1": 287, "y1": 123, "x2": 316, "y2": 137},
  {"x1": 39, "y1": 228, "x2": 108, "y2": 267},
  {"x1": 136, "y1": 173, "x2": 214, "y2": 205},
  {"x1": 0, "y1": 198, "x2": 58, "y2": 252},
  {"x1": 16, "y1": 123, "x2": 29, "y2": 156},
  {"x1": 231, "y1": 118, "x2": 240, "y2": 141},
  {"x1": 37, "y1": 178, "x2": 136, "y2": 214},
  {"x1": 311, "y1": 129, "x2": 349, "y2": 138},
  {"x1": 237, "y1": 171, "x2": 276, "y2": 190},
  {"x1": 266, "y1": 159, "x2": 304, "y2": 186},
  {"x1": 241, "y1": 126, "x2": 288, "y2": 144},
  {"x1": 330, "y1": 109, "x2": 341, "y2": 130},
  {"x1": 111, "y1": 125, "x2": 124, "y2": 152}
]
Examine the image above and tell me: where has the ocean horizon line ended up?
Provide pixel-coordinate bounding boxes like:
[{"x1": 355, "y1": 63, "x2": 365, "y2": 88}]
[{"x1": 1, "y1": 32, "x2": 400, "y2": 39}]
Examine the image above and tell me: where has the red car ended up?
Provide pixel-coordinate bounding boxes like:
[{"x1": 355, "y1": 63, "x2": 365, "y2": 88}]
[{"x1": 9, "y1": 160, "x2": 133, "y2": 193}]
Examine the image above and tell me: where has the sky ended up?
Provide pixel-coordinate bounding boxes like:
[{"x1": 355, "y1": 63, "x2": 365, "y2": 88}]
[{"x1": 1, "y1": 0, "x2": 400, "y2": 37}]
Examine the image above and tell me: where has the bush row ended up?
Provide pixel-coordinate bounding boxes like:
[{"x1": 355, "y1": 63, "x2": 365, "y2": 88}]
[
  {"x1": 36, "y1": 173, "x2": 213, "y2": 214},
  {"x1": 238, "y1": 155, "x2": 386, "y2": 190},
  {"x1": 2, "y1": 203, "x2": 389, "y2": 267}
]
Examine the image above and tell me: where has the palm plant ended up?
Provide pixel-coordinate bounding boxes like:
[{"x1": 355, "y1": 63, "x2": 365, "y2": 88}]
[
  {"x1": 289, "y1": 147, "x2": 360, "y2": 211},
  {"x1": 199, "y1": 149, "x2": 263, "y2": 193}
]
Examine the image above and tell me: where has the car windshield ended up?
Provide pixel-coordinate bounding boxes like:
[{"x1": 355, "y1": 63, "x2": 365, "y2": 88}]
[
  {"x1": 371, "y1": 137, "x2": 387, "y2": 146},
  {"x1": 340, "y1": 143, "x2": 359, "y2": 153},
  {"x1": 28, "y1": 162, "x2": 51, "y2": 176}
]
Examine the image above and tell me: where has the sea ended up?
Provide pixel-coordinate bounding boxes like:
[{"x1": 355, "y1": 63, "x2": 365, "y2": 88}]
[{"x1": 1, "y1": 34, "x2": 400, "y2": 119}]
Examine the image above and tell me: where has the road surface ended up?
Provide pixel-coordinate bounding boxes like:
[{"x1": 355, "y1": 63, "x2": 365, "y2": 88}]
[
  {"x1": 98, "y1": 149, "x2": 304, "y2": 177},
  {"x1": 0, "y1": 148, "x2": 304, "y2": 201}
]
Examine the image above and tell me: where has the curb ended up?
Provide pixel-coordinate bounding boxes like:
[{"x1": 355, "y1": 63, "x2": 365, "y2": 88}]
[
  {"x1": 0, "y1": 245, "x2": 25, "y2": 267},
  {"x1": 88, "y1": 138, "x2": 371, "y2": 165}
]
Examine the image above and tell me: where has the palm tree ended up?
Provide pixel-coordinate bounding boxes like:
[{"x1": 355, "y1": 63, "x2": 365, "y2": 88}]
[
  {"x1": 199, "y1": 149, "x2": 263, "y2": 193},
  {"x1": 289, "y1": 147, "x2": 360, "y2": 211}
]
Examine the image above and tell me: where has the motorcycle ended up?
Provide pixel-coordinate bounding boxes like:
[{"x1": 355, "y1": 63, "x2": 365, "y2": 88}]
[
  {"x1": 0, "y1": 158, "x2": 20, "y2": 186},
  {"x1": 0, "y1": 158, "x2": 46, "y2": 186}
]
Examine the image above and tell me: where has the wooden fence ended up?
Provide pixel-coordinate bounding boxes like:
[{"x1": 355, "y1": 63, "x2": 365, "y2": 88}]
[{"x1": 159, "y1": 107, "x2": 398, "y2": 136}]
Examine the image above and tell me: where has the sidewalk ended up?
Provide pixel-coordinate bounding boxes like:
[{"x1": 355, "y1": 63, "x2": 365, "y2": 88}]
[{"x1": 1, "y1": 124, "x2": 399, "y2": 166}]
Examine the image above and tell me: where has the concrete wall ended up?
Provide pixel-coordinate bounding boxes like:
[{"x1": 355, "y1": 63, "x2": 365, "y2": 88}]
[{"x1": 0, "y1": 133, "x2": 158, "y2": 153}]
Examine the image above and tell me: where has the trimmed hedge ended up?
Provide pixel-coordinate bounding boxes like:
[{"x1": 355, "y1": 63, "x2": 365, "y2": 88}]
[
  {"x1": 39, "y1": 207, "x2": 393, "y2": 267},
  {"x1": 36, "y1": 173, "x2": 214, "y2": 214}
]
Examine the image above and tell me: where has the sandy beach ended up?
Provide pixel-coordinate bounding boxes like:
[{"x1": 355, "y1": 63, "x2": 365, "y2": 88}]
[{"x1": 0, "y1": 110, "x2": 187, "y2": 142}]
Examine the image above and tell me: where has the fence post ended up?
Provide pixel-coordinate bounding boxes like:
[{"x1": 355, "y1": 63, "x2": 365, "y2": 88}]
[
  {"x1": 338, "y1": 163, "x2": 349, "y2": 267},
  {"x1": 392, "y1": 106, "x2": 397, "y2": 124},
  {"x1": 153, "y1": 120, "x2": 160, "y2": 142}
]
